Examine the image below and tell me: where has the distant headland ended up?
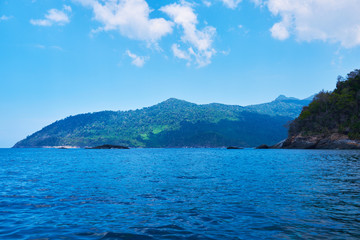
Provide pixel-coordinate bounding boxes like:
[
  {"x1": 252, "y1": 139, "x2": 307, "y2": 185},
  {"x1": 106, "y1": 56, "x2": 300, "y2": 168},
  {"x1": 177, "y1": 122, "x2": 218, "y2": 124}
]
[{"x1": 260, "y1": 69, "x2": 360, "y2": 149}]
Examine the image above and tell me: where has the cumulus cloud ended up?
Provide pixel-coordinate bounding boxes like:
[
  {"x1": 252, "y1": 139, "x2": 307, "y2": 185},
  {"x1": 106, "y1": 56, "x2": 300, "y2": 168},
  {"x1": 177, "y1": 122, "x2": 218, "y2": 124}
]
[
  {"x1": 30, "y1": 5, "x2": 71, "y2": 26},
  {"x1": 265, "y1": 0, "x2": 360, "y2": 47},
  {"x1": 270, "y1": 15, "x2": 290, "y2": 40},
  {"x1": 126, "y1": 50, "x2": 148, "y2": 67},
  {"x1": 221, "y1": 0, "x2": 242, "y2": 9},
  {"x1": 74, "y1": 0, "x2": 173, "y2": 43},
  {"x1": 220, "y1": 0, "x2": 360, "y2": 48},
  {"x1": 161, "y1": 2, "x2": 216, "y2": 67}
]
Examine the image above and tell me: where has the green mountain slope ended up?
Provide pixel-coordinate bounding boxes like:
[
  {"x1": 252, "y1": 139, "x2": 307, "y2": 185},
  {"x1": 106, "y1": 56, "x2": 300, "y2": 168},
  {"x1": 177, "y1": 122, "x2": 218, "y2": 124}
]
[
  {"x1": 289, "y1": 69, "x2": 360, "y2": 139},
  {"x1": 246, "y1": 95, "x2": 314, "y2": 118},
  {"x1": 14, "y1": 96, "x2": 312, "y2": 148}
]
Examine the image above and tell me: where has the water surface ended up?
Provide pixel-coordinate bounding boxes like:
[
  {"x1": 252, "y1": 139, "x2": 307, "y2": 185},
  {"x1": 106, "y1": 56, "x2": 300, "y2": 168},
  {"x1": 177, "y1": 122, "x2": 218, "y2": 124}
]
[{"x1": 0, "y1": 148, "x2": 359, "y2": 239}]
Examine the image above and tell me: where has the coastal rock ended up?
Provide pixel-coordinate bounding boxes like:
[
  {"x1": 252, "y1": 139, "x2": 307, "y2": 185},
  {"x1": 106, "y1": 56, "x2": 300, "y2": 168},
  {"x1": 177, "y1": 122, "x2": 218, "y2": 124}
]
[
  {"x1": 227, "y1": 146, "x2": 243, "y2": 149},
  {"x1": 281, "y1": 135, "x2": 320, "y2": 149},
  {"x1": 256, "y1": 144, "x2": 270, "y2": 149},
  {"x1": 277, "y1": 133, "x2": 360, "y2": 149},
  {"x1": 271, "y1": 139, "x2": 286, "y2": 149},
  {"x1": 87, "y1": 144, "x2": 130, "y2": 149}
]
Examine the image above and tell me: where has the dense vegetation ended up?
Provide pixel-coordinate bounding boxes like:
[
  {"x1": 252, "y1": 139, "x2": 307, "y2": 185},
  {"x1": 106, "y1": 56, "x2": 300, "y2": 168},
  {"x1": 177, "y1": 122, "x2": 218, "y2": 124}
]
[
  {"x1": 246, "y1": 95, "x2": 313, "y2": 118},
  {"x1": 289, "y1": 69, "x2": 360, "y2": 139},
  {"x1": 14, "y1": 96, "x2": 311, "y2": 148}
]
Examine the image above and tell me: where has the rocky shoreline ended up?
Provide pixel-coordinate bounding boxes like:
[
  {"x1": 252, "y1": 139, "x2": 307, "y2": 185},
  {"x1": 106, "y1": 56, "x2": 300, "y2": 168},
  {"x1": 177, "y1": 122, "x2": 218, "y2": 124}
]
[
  {"x1": 86, "y1": 144, "x2": 130, "y2": 149},
  {"x1": 258, "y1": 133, "x2": 360, "y2": 149}
]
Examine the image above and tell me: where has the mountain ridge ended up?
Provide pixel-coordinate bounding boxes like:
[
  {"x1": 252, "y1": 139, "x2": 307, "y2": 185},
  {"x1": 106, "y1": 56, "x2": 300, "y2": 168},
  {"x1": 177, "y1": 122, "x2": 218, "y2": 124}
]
[{"x1": 14, "y1": 95, "x2": 313, "y2": 148}]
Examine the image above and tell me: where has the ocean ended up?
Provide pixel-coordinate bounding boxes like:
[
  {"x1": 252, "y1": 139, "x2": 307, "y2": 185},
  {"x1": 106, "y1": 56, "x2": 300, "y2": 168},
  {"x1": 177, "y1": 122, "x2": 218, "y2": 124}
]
[{"x1": 1, "y1": 148, "x2": 359, "y2": 239}]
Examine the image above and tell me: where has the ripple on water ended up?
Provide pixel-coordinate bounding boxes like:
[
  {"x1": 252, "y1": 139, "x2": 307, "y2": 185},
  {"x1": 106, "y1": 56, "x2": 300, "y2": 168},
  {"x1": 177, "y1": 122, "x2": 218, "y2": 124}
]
[
  {"x1": 0, "y1": 148, "x2": 360, "y2": 240},
  {"x1": 100, "y1": 232, "x2": 154, "y2": 240}
]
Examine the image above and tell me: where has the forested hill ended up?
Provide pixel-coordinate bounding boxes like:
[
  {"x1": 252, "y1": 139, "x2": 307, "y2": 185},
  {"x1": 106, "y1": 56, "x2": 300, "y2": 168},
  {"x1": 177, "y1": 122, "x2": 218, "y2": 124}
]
[
  {"x1": 246, "y1": 95, "x2": 314, "y2": 118},
  {"x1": 14, "y1": 96, "x2": 312, "y2": 148},
  {"x1": 289, "y1": 69, "x2": 360, "y2": 139}
]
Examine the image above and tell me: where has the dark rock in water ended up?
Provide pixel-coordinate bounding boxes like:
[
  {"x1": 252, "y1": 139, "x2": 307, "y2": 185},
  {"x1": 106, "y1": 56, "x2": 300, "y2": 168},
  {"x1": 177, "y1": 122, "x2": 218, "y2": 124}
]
[
  {"x1": 276, "y1": 133, "x2": 360, "y2": 149},
  {"x1": 87, "y1": 144, "x2": 130, "y2": 149},
  {"x1": 256, "y1": 144, "x2": 269, "y2": 149},
  {"x1": 227, "y1": 146, "x2": 243, "y2": 149}
]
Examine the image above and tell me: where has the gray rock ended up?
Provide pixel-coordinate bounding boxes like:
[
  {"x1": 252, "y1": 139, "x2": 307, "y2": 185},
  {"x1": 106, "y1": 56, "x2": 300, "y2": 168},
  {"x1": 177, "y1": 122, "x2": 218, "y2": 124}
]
[
  {"x1": 87, "y1": 144, "x2": 130, "y2": 149},
  {"x1": 227, "y1": 146, "x2": 243, "y2": 149},
  {"x1": 256, "y1": 144, "x2": 270, "y2": 149},
  {"x1": 278, "y1": 134, "x2": 360, "y2": 149}
]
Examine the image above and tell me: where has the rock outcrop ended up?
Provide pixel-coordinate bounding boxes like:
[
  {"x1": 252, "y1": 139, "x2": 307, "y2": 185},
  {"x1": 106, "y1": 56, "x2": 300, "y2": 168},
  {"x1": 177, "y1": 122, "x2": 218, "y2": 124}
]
[
  {"x1": 256, "y1": 144, "x2": 270, "y2": 149},
  {"x1": 227, "y1": 146, "x2": 243, "y2": 149},
  {"x1": 274, "y1": 133, "x2": 360, "y2": 149},
  {"x1": 87, "y1": 144, "x2": 130, "y2": 149}
]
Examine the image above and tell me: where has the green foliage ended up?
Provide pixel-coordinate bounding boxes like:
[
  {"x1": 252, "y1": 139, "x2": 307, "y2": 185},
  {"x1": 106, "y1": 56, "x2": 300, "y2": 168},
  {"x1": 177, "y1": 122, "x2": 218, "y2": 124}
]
[
  {"x1": 246, "y1": 97, "x2": 312, "y2": 118},
  {"x1": 290, "y1": 69, "x2": 360, "y2": 139},
  {"x1": 14, "y1": 97, "x2": 310, "y2": 148},
  {"x1": 299, "y1": 108, "x2": 311, "y2": 120}
]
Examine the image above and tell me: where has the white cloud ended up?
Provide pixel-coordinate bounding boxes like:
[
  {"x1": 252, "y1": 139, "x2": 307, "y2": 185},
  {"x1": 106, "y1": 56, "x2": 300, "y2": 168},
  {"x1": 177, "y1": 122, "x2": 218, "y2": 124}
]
[
  {"x1": 270, "y1": 15, "x2": 290, "y2": 40},
  {"x1": 265, "y1": 0, "x2": 360, "y2": 47},
  {"x1": 0, "y1": 15, "x2": 12, "y2": 21},
  {"x1": 126, "y1": 50, "x2": 147, "y2": 67},
  {"x1": 74, "y1": 0, "x2": 173, "y2": 43},
  {"x1": 171, "y1": 44, "x2": 190, "y2": 60},
  {"x1": 220, "y1": 0, "x2": 360, "y2": 48},
  {"x1": 31, "y1": 19, "x2": 53, "y2": 26},
  {"x1": 161, "y1": 2, "x2": 216, "y2": 67},
  {"x1": 30, "y1": 6, "x2": 71, "y2": 26},
  {"x1": 203, "y1": 1, "x2": 212, "y2": 7},
  {"x1": 45, "y1": 9, "x2": 69, "y2": 23},
  {"x1": 251, "y1": 0, "x2": 264, "y2": 7},
  {"x1": 63, "y1": 5, "x2": 72, "y2": 12},
  {"x1": 221, "y1": 0, "x2": 242, "y2": 9}
]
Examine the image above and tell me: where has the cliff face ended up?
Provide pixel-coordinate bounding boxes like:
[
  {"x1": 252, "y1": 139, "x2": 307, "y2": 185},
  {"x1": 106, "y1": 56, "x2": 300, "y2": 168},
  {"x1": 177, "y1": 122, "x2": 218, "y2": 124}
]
[{"x1": 280, "y1": 69, "x2": 360, "y2": 149}]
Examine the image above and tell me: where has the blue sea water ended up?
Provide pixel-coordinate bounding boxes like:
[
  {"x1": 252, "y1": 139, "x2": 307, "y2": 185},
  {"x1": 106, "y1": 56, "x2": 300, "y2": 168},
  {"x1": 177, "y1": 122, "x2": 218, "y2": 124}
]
[{"x1": 0, "y1": 148, "x2": 360, "y2": 240}]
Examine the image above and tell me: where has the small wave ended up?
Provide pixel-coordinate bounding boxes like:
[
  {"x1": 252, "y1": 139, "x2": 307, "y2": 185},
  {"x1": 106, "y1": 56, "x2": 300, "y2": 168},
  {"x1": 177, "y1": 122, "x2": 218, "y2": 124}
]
[
  {"x1": 100, "y1": 232, "x2": 154, "y2": 240},
  {"x1": 176, "y1": 176, "x2": 214, "y2": 180}
]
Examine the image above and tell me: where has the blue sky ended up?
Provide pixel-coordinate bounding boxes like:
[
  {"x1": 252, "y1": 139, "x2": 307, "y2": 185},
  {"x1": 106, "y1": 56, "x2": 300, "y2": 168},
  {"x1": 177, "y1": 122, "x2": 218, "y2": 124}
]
[{"x1": 1, "y1": 0, "x2": 360, "y2": 147}]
